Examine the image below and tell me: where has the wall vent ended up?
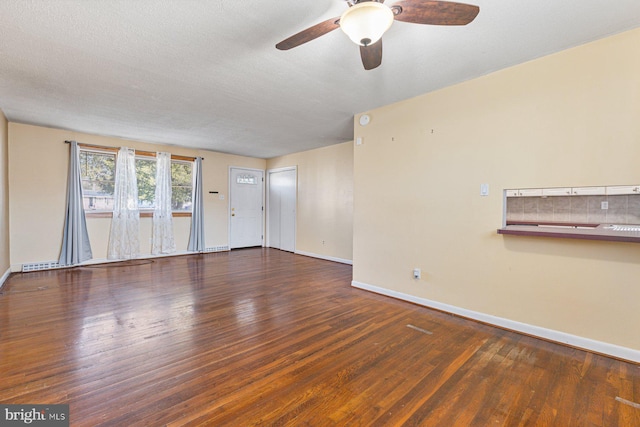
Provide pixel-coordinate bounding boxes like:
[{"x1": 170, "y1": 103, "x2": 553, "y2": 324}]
[
  {"x1": 203, "y1": 246, "x2": 229, "y2": 253},
  {"x1": 22, "y1": 261, "x2": 61, "y2": 272}
]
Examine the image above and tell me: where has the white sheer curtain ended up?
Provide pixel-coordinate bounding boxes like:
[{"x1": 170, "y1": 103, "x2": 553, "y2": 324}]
[
  {"x1": 108, "y1": 147, "x2": 140, "y2": 260},
  {"x1": 152, "y1": 152, "x2": 176, "y2": 254}
]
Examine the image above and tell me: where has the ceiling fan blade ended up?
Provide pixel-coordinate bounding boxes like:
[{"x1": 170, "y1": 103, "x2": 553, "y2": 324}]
[
  {"x1": 360, "y1": 40, "x2": 383, "y2": 70},
  {"x1": 392, "y1": 0, "x2": 479, "y2": 26},
  {"x1": 276, "y1": 17, "x2": 341, "y2": 50}
]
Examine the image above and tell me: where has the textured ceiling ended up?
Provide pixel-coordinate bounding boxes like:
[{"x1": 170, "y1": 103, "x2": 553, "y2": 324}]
[{"x1": 1, "y1": 0, "x2": 639, "y2": 158}]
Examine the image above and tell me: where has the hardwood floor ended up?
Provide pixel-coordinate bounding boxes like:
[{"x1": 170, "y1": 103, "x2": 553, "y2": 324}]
[{"x1": 0, "y1": 248, "x2": 638, "y2": 426}]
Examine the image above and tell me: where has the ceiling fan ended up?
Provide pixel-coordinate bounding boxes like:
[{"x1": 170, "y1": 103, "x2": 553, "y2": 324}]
[{"x1": 276, "y1": 0, "x2": 479, "y2": 70}]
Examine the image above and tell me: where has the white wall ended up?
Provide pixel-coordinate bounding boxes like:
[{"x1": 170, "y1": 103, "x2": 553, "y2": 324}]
[
  {"x1": 8, "y1": 123, "x2": 266, "y2": 270},
  {"x1": 267, "y1": 141, "x2": 353, "y2": 263},
  {"x1": 352, "y1": 28, "x2": 640, "y2": 360},
  {"x1": 0, "y1": 110, "x2": 10, "y2": 284}
]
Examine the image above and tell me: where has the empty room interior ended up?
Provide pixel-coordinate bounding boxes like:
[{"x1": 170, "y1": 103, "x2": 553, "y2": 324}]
[{"x1": 1, "y1": 1, "x2": 639, "y2": 425}]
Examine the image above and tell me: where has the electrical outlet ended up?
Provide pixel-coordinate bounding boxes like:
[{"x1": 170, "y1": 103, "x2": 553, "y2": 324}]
[
  {"x1": 601, "y1": 201, "x2": 608, "y2": 210},
  {"x1": 413, "y1": 268, "x2": 421, "y2": 279}
]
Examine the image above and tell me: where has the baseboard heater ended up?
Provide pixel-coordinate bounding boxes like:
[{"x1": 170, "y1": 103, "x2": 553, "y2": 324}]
[
  {"x1": 22, "y1": 261, "x2": 61, "y2": 272},
  {"x1": 203, "y1": 246, "x2": 230, "y2": 253}
]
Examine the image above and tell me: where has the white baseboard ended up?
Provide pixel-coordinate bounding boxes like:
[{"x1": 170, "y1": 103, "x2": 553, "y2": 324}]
[
  {"x1": 0, "y1": 268, "x2": 11, "y2": 291},
  {"x1": 352, "y1": 280, "x2": 640, "y2": 364},
  {"x1": 295, "y1": 250, "x2": 353, "y2": 265}
]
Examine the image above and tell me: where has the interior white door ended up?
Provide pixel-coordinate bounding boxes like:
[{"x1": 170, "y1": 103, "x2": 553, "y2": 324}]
[
  {"x1": 268, "y1": 168, "x2": 296, "y2": 252},
  {"x1": 230, "y1": 167, "x2": 264, "y2": 249}
]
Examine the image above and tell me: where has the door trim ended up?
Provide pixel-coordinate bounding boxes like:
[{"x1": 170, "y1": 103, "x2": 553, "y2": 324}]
[
  {"x1": 266, "y1": 166, "x2": 297, "y2": 251},
  {"x1": 228, "y1": 166, "x2": 266, "y2": 249}
]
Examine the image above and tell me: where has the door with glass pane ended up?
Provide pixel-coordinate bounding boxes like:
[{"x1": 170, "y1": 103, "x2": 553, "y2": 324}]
[{"x1": 229, "y1": 167, "x2": 264, "y2": 249}]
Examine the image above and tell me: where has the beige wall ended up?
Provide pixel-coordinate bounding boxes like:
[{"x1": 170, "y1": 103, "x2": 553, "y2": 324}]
[
  {"x1": 8, "y1": 123, "x2": 265, "y2": 270},
  {"x1": 267, "y1": 141, "x2": 353, "y2": 262},
  {"x1": 0, "y1": 110, "x2": 9, "y2": 279},
  {"x1": 353, "y1": 28, "x2": 640, "y2": 353}
]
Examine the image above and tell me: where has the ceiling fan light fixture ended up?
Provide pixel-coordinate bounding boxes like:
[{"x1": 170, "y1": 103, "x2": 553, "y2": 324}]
[{"x1": 339, "y1": 2, "x2": 394, "y2": 46}]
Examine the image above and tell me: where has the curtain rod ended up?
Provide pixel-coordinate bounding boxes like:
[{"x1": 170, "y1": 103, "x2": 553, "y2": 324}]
[{"x1": 64, "y1": 140, "x2": 202, "y2": 162}]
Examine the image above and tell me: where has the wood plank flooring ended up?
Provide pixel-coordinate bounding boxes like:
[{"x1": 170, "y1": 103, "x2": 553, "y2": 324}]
[{"x1": 0, "y1": 248, "x2": 638, "y2": 426}]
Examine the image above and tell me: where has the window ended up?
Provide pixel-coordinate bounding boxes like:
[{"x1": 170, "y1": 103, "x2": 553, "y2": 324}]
[
  {"x1": 134, "y1": 157, "x2": 193, "y2": 212},
  {"x1": 135, "y1": 157, "x2": 157, "y2": 209},
  {"x1": 236, "y1": 173, "x2": 257, "y2": 185},
  {"x1": 170, "y1": 161, "x2": 193, "y2": 211},
  {"x1": 80, "y1": 150, "x2": 116, "y2": 212},
  {"x1": 79, "y1": 149, "x2": 193, "y2": 214}
]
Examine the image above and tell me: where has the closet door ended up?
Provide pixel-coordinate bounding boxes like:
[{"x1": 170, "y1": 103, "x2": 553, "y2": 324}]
[{"x1": 268, "y1": 167, "x2": 296, "y2": 252}]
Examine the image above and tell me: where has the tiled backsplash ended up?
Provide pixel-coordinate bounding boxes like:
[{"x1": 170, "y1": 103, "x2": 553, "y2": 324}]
[{"x1": 506, "y1": 194, "x2": 640, "y2": 224}]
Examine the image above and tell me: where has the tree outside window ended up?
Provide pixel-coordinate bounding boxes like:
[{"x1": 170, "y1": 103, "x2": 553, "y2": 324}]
[
  {"x1": 80, "y1": 150, "x2": 116, "y2": 211},
  {"x1": 79, "y1": 149, "x2": 193, "y2": 213},
  {"x1": 171, "y1": 162, "x2": 193, "y2": 211},
  {"x1": 136, "y1": 157, "x2": 156, "y2": 209}
]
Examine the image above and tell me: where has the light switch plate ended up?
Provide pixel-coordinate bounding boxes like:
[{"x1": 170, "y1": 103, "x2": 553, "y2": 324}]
[{"x1": 480, "y1": 183, "x2": 489, "y2": 196}]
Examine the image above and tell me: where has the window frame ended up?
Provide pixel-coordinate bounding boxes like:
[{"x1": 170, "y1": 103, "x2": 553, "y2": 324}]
[
  {"x1": 134, "y1": 154, "x2": 158, "y2": 213},
  {"x1": 79, "y1": 147, "x2": 117, "y2": 216},
  {"x1": 169, "y1": 159, "x2": 195, "y2": 214},
  {"x1": 78, "y1": 147, "x2": 194, "y2": 218}
]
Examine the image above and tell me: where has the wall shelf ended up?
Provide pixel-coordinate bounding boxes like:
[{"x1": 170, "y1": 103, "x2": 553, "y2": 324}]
[{"x1": 498, "y1": 223, "x2": 640, "y2": 243}]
